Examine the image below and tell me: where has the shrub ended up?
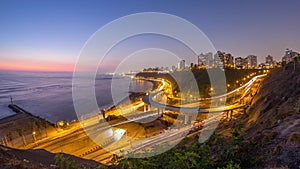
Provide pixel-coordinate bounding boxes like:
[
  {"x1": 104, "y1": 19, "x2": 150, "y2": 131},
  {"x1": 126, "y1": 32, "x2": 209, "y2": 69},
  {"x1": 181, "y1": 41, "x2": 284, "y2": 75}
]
[
  {"x1": 54, "y1": 153, "x2": 79, "y2": 169},
  {"x1": 294, "y1": 99, "x2": 300, "y2": 113}
]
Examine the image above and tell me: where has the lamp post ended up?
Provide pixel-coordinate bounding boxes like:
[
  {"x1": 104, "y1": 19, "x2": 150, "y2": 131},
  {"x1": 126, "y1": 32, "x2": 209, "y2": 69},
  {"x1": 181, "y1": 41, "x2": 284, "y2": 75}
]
[
  {"x1": 10, "y1": 96, "x2": 13, "y2": 105},
  {"x1": 32, "y1": 131, "x2": 36, "y2": 142}
]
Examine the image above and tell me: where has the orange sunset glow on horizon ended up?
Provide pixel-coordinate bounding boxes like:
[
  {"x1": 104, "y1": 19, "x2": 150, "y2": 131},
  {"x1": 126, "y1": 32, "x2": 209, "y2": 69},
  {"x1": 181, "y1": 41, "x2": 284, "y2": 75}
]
[{"x1": 0, "y1": 61, "x2": 75, "y2": 72}]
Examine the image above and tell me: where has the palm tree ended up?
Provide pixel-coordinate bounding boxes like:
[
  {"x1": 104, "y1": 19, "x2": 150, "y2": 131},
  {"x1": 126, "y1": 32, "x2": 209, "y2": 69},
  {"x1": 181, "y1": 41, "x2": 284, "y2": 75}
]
[
  {"x1": 42, "y1": 119, "x2": 48, "y2": 137},
  {"x1": 28, "y1": 122, "x2": 36, "y2": 142},
  {"x1": 35, "y1": 120, "x2": 41, "y2": 139},
  {"x1": 28, "y1": 122, "x2": 34, "y2": 132},
  {"x1": 16, "y1": 128, "x2": 27, "y2": 146},
  {"x1": 6, "y1": 131, "x2": 13, "y2": 146}
]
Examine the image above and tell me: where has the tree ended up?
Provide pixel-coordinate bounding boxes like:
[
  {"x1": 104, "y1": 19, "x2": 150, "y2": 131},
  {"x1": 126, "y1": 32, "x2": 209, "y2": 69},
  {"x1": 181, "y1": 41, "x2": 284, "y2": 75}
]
[
  {"x1": 6, "y1": 131, "x2": 13, "y2": 146},
  {"x1": 35, "y1": 120, "x2": 41, "y2": 135},
  {"x1": 28, "y1": 122, "x2": 36, "y2": 142},
  {"x1": 42, "y1": 119, "x2": 48, "y2": 137},
  {"x1": 28, "y1": 122, "x2": 34, "y2": 133},
  {"x1": 16, "y1": 128, "x2": 27, "y2": 146}
]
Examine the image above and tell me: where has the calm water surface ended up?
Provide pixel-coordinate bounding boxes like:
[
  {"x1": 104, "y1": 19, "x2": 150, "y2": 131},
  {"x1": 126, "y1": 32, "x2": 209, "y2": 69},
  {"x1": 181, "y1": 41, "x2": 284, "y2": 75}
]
[{"x1": 0, "y1": 71, "x2": 152, "y2": 123}]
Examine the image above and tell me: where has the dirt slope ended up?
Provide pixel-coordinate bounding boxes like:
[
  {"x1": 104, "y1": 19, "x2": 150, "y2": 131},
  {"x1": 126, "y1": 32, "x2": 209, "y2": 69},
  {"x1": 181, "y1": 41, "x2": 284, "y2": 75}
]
[{"x1": 243, "y1": 63, "x2": 300, "y2": 168}]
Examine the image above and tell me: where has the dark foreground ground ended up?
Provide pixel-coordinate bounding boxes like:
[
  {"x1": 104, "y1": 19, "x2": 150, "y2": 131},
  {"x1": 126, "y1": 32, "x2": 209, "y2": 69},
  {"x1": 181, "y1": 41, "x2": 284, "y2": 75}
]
[{"x1": 0, "y1": 145, "x2": 100, "y2": 169}]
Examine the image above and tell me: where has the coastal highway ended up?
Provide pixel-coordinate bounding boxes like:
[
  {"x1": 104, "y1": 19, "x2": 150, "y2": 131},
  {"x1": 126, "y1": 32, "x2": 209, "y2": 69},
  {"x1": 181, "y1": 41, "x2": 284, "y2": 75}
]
[
  {"x1": 143, "y1": 74, "x2": 267, "y2": 113},
  {"x1": 28, "y1": 74, "x2": 265, "y2": 163},
  {"x1": 28, "y1": 107, "x2": 164, "y2": 158},
  {"x1": 114, "y1": 74, "x2": 266, "y2": 156},
  {"x1": 90, "y1": 74, "x2": 264, "y2": 162},
  {"x1": 81, "y1": 73, "x2": 266, "y2": 161}
]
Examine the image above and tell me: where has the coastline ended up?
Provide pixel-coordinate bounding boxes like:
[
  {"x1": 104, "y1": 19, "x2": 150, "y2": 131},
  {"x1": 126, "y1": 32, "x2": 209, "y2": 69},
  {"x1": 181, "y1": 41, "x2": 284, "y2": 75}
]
[
  {"x1": 0, "y1": 76, "x2": 162, "y2": 164},
  {"x1": 0, "y1": 108, "x2": 57, "y2": 149},
  {"x1": 100, "y1": 77, "x2": 161, "y2": 118}
]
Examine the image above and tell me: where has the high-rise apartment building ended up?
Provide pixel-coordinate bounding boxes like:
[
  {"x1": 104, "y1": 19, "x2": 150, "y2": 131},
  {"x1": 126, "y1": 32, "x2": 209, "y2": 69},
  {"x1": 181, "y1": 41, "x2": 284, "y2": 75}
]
[
  {"x1": 247, "y1": 55, "x2": 258, "y2": 68},
  {"x1": 178, "y1": 60, "x2": 186, "y2": 70}
]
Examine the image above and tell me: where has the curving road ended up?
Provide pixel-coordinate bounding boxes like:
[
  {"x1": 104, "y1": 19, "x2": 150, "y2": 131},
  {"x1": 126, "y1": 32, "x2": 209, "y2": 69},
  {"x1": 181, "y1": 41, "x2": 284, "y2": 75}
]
[{"x1": 142, "y1": 74, "x2": 267, "y2": 113}]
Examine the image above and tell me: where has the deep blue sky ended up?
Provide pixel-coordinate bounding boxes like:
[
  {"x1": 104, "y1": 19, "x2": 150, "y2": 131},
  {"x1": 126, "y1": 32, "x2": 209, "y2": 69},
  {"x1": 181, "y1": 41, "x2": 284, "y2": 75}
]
[{"x1": 1, "y1": 0, "x2": 300, "y2": 72}]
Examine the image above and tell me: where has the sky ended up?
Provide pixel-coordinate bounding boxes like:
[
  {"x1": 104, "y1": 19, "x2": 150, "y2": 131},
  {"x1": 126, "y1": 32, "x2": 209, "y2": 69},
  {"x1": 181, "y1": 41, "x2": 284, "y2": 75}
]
[{"x1": 1, "y1": 0, "x2": 300, "y2": 72}]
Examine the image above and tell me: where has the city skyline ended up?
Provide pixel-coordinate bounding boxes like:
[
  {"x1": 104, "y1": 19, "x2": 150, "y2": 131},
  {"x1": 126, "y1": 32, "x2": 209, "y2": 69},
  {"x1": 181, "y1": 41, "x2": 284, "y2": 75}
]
[{"x1": 1, "y1": 0, "x2": 300, "y2": 72}]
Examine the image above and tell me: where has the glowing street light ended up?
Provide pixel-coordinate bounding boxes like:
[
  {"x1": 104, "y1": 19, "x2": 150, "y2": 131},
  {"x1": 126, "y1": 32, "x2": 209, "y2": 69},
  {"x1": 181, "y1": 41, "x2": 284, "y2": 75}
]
[
  {"x1": 58, "y1": 121, "x2": 64, "y2": 127},
  {"x1": 32, "y1": 131, "x2": 36, "y2": 142}
]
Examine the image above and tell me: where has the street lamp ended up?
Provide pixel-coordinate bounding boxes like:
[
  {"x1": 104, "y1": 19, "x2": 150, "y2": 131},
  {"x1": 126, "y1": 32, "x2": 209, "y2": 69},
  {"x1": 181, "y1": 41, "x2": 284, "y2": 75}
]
[
  {"x1": 32, "y1": 131, "x2": 36, "y2": 142},
  {"x1": 58, "y1": 121, "x2": 64, "y2": 127}
]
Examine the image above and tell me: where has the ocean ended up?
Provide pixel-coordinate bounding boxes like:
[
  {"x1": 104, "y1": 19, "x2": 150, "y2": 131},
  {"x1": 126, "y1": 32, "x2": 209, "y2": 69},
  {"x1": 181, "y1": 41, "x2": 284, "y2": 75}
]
[{"x1": 0, "y1": 71, "x2": 153, "y2": 123}]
